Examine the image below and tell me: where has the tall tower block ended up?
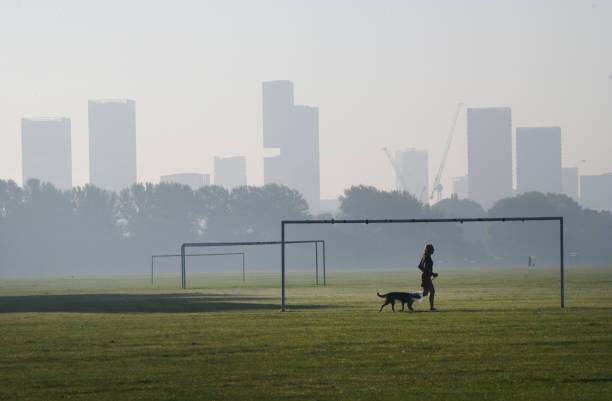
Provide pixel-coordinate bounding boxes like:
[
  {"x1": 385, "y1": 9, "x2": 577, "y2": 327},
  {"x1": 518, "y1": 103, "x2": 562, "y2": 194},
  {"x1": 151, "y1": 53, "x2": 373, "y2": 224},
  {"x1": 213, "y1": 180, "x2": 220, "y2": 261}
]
[{"x1": 88, "y1": 99, "x2": 136, "y2": 192}]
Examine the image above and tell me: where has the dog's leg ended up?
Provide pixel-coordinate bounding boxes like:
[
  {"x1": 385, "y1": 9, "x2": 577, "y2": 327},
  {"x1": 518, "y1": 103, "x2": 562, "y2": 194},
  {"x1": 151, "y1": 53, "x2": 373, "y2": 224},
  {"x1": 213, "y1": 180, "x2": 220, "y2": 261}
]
[
  {"x1": 379, "y1": 299, "x2": 390, "y2": 312},
  {"x1": 391, "y1": 300, "x2": 395, "y2": 312},
  {"x1": 408, "y1": 300, "x2": 414, "y2": 312}
]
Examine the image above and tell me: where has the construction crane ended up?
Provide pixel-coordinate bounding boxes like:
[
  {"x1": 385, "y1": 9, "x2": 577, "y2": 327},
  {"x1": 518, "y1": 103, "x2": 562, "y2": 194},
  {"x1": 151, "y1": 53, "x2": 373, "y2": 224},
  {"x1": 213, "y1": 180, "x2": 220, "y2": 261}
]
[
  {"x1": 383, "y1": 147, "x2": 407, "y2": 191},
  {"x1": 383, "y1": 147, "x2": 428, "y2": 201},
  {"x1": 430, "y1": 102, "x2": 463, "y2": 202}
]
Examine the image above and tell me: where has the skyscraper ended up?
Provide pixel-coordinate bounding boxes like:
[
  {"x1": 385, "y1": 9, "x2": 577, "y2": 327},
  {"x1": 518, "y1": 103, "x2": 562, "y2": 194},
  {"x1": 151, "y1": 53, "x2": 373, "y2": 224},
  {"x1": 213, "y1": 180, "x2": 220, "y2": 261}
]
[
  {"x1": 580, "y1": 173, "x2": 612, "y2": 212},
  {"x1": 262, "y1": 81, "x2": 320, "y2": 212},
  {"x1": 160, "y1": 173, "x2": 210, "y2": 190},
  {"x1": 262, "y1": 80, "x2": 294, "y2": 149},
  {"x1": 214, "y1": 156, "x2": 246, "y2": 190},
  {"x1": 562, "y1": 167, "x2": 579, "y2": 201},
  {"x1": 394, "y1": 148, "x2": 428, "y2": 203},
  {"x1": 467, "y1": 107, "x2": 513, "y2": 209},
  {"x1": 516, "y1": 127, "x2": 562, "y2": 194},
  {"x1": 21, "y1": 117, "x2": 72, "y2": 190},
  {"x1": 88, "y1": 99, "x2": 136, "y2": 192},
  {"x1": 286, "y1": 105, "x2": 320, "y2": 210}
]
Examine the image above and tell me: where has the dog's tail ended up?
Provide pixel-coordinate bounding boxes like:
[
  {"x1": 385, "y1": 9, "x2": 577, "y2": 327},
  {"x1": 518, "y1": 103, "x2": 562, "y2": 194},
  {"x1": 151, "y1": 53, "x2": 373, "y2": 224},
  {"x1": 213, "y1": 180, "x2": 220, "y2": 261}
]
[{"x1": 377, "y1": 291, "x2": 388, "y2": 298}]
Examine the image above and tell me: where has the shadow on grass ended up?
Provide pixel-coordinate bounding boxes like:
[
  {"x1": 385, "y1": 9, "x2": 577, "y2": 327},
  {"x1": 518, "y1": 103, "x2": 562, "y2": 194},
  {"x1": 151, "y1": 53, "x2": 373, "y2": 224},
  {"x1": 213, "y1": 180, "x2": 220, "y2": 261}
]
[
  {"x1": 0, "y1": 292, "x2": 340, "y2": 314},
  {"x1": 406, "y1": 306, "x2": 612, "y2": 313}
]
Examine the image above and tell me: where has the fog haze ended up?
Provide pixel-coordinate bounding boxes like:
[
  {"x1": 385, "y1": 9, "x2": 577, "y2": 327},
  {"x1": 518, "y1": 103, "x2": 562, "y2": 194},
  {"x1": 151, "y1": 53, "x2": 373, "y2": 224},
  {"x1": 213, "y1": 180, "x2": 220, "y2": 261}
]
[{"x1": 0, "y1": 0, "x2": 610, "y2": 199}]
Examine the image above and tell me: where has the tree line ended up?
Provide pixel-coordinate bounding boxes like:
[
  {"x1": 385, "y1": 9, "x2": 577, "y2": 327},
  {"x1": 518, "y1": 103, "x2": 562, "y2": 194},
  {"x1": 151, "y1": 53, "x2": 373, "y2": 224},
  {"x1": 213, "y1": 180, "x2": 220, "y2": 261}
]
[{"x1": 1, "y1": 179, "x2": 610, "y2": 277}]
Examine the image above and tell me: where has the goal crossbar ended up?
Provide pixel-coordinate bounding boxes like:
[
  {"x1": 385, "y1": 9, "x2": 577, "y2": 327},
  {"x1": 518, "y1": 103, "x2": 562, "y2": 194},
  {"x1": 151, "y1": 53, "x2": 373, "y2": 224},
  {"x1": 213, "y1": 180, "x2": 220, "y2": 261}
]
[
  {"x1": 152, "y1": 252, "x2": 245, "y2": 285},
  {"x1": 181, "y1": 240, "x2": 327, "y2": 289},
  {"x1": 280, "y1": 216, "x2": 564, "y2": 311}
]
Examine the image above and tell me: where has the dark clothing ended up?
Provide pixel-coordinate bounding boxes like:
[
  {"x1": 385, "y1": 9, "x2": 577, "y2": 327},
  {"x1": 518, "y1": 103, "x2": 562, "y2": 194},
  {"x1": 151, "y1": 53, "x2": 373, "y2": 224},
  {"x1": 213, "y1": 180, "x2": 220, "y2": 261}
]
[
  {"x1": 421, "y1": 276, "x2": 435, "y2": 295},
  {"x1": 418, "y1": 254, "x2": 435, "y2": 296}
]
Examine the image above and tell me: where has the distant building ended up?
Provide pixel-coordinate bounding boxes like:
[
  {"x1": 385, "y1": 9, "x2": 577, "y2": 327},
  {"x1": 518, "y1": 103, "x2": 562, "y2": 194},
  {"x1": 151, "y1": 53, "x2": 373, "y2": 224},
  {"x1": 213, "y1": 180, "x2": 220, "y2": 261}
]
[
  {"x1": 581, "y1": 173, "x2": 612, "y2": 212},
  {"x1": 88, "y1": 99, "x2": 136, "y2": 192},
  {"x1": 262, "y1": 81, "x2": 320, "y2": 212},
  {"x1": 562, "y1": 167, "x2": 579, "y2": 201},
  {"x1": 214, "y1": 156, "x2": 247, "y2": 190},
  {"x1": 467, "y1": 107, "x2": 513, "y2": 209},
  {"x1": 394, "y1": 148, "x2": 428, "y2": 203},
  {"x1": 160, "y1": 173, "x2": 210, "y2": 190},
  {"x1": 516, "y1": 127, "x2": 562, "y2": 194},
  {"x1": 21, "y1": 117, "x2": 72, "y2": 190},
  {"x1": 263, "y1": 155, "x2": 284, "y2": 185},
  {"x1": 262, "y1": 80, "x2": 294, "y2": 149},
  {"x1": 452, "y1": 176, "x2": 468, "y2": 199},
  {"x1": 287, "y1": 105, "x2": 320, "y2": 210}
]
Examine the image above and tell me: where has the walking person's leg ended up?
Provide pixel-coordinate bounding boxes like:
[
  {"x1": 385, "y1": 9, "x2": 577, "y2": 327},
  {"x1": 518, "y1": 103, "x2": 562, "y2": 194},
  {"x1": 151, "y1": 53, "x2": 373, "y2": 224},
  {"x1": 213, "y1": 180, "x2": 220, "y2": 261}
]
[{"x1": 429, "y1": 286, "x2": 436, "y2": 311}]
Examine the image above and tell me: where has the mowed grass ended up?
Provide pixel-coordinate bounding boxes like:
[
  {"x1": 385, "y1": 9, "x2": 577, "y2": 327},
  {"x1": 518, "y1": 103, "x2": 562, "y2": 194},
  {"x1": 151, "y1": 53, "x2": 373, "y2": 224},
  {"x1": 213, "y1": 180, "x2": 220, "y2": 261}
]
[{"x1": 1, "y1": 267, "x2": 611, "y2": 401}]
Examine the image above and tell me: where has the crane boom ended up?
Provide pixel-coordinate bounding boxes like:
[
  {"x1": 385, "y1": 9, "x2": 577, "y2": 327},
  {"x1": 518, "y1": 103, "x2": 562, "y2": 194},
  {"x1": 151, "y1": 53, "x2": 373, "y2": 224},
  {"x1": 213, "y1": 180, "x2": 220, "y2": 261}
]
[
  {"x1": 383, "y1": 147, "x2": 406, "y2": 191},
  {"x1": 430, "y1": 102, "x2": 462, "y2": 201}
]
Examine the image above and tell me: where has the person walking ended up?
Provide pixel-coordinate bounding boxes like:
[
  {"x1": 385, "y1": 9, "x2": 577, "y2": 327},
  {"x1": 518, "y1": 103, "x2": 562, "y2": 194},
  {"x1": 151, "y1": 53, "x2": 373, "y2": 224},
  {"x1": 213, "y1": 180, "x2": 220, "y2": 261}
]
[{"x1": 418, "y1": 244, "x2": 438, "y2": 311}]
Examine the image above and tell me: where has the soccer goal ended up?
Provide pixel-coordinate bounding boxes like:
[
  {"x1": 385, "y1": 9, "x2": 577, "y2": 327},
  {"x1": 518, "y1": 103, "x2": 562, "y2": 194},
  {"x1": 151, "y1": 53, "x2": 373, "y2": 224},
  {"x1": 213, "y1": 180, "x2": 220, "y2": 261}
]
[
  {"x1": 279, "y1": 217, "x2": 564, "y2": 311},
  {"x1": 151, "y1": 252, "x2": 245, "y2": 285},
  {"x1": 180, "y1": 240, "x2": 326, "y2": 289}
]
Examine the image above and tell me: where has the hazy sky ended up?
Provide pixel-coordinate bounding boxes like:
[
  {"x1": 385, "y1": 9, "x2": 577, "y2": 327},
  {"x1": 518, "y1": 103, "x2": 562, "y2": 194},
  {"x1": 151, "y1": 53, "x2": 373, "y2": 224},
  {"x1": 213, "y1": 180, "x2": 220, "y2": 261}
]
[{"x1": 1, "y1": 0, "x2": 610, "y2": 200}]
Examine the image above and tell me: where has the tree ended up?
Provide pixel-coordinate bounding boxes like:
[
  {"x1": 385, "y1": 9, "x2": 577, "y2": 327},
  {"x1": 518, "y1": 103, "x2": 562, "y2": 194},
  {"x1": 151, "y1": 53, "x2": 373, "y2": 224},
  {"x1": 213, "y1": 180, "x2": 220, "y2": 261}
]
[
  {"x1": 335, "y1": 186, "x2": 470, "y2": 268},
  {"x1": 229, "y1": 184, "x2": 309, "y2": 240},
  {"x1": 193, "y1": 185, "x2": 231, "y2": 239},
  {"x1": 432, "y1": 196, "x2": 487, "y2": 245},
  {"x1": 486, "y1": 192, "x2": 612, "y2": 266}
]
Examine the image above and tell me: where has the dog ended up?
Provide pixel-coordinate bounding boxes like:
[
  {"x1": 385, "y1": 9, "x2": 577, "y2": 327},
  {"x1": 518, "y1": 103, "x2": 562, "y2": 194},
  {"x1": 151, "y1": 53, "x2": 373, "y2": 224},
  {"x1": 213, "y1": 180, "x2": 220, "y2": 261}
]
[{"x1": 377, "y1": 291, "x2": 423, "y2": 312}]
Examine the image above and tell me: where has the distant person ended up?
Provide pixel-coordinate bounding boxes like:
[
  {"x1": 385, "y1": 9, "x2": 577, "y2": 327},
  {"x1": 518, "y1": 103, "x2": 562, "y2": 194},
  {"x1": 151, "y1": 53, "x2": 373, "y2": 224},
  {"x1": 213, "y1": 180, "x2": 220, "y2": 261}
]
[{"x1": 418, "y1": 244, "x2": 438, "y2": 311}]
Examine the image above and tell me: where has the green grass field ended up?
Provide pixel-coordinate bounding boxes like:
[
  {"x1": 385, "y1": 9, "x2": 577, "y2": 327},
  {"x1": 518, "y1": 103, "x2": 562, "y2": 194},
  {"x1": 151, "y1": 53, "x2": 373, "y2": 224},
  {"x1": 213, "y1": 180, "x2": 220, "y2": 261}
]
[{"x1": 1, "y1": 267, "x2": 611, "y2": 400}]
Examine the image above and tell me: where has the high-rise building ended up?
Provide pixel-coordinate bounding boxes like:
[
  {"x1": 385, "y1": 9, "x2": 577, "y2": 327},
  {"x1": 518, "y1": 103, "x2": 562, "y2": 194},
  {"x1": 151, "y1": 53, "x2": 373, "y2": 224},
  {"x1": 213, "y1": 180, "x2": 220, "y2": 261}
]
[
  {"x1": 214, "y1": 156, "x2": 246, "y2": 190},
  {"x1": 394, "y1": 148, "x2": 428, "y2": 203},
  {"x1": 580, "y1": 173, "x2": 612, "y2": 212},
  {"x1": 516, "y1": 127, "x2": 562, "y2": 194},
  {"x1": 263, "y1": 155, "x2": 284, "y2": 185},
  {"x1": 21, "y1": 117, "x2": 72, "y2": 190},
  {"x1": 262, "y1": 81, "x2": 320, "y2": 212},
  {"x1": 287, "y1": 105, "x2": 320, "y2": 210},
  {"x1": 467, "y1": 107, "x2": 513, "y2": 209},
  {"x1": 160, "y1": 173, "x2": 210, "y2": 190},
  {"x1": 452, "y1": 176, "x2": 468, "y2": 199},
  {"x1": 88, "y1": 99, "x2": 136, "y2": 192},
  {"x1": 562, "y1": 167, "x2": 579, "y2": 201},
  {"x1": 262, "y1": 80, "x2": 294, "y2": 149}
]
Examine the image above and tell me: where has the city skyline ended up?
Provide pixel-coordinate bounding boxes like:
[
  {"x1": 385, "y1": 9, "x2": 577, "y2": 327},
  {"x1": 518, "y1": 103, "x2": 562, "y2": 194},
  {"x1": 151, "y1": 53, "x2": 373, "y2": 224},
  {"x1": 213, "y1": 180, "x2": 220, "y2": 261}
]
[
  {"x1": 10, "y1": 93, "x2": 607, "y2": 206},
  {"x1": 0, "y1": 1, "x2": 610, "y2": 201}
]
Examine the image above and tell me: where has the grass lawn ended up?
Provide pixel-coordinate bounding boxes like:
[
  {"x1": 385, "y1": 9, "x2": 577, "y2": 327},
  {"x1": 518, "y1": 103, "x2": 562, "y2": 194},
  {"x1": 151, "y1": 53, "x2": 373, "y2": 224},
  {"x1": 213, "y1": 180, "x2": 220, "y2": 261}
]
[{"x1": 0, "y1": 266, "x2": 611, "y2": 400}]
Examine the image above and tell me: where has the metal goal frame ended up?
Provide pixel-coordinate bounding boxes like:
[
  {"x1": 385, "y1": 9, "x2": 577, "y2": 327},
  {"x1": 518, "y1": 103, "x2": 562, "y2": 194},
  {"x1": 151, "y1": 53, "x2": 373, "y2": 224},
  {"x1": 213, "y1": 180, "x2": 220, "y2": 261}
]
[
  {"x1": 151, "y1": 252, "x2": 245, "y2": 285},
  {"x1": 280, "y1": 217, "x2": 564, "y2": 311},
  {"x1": 181, "y1": 240, "x2": 327, "y2": 289}
]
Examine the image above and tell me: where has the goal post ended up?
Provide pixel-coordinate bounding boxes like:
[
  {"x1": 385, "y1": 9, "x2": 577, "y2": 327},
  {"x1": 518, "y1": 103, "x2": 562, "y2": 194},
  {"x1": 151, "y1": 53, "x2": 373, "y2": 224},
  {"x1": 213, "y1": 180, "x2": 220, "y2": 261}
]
[
  {"x1": 280, "y1": 216, "x2": 564, "y2": 312},
  {"x1": 151, "y1": 252, "x2": 245, "y2": 285},
  {"x1": 180, "y1": 240, "x2": 327, "y2": 289}
]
